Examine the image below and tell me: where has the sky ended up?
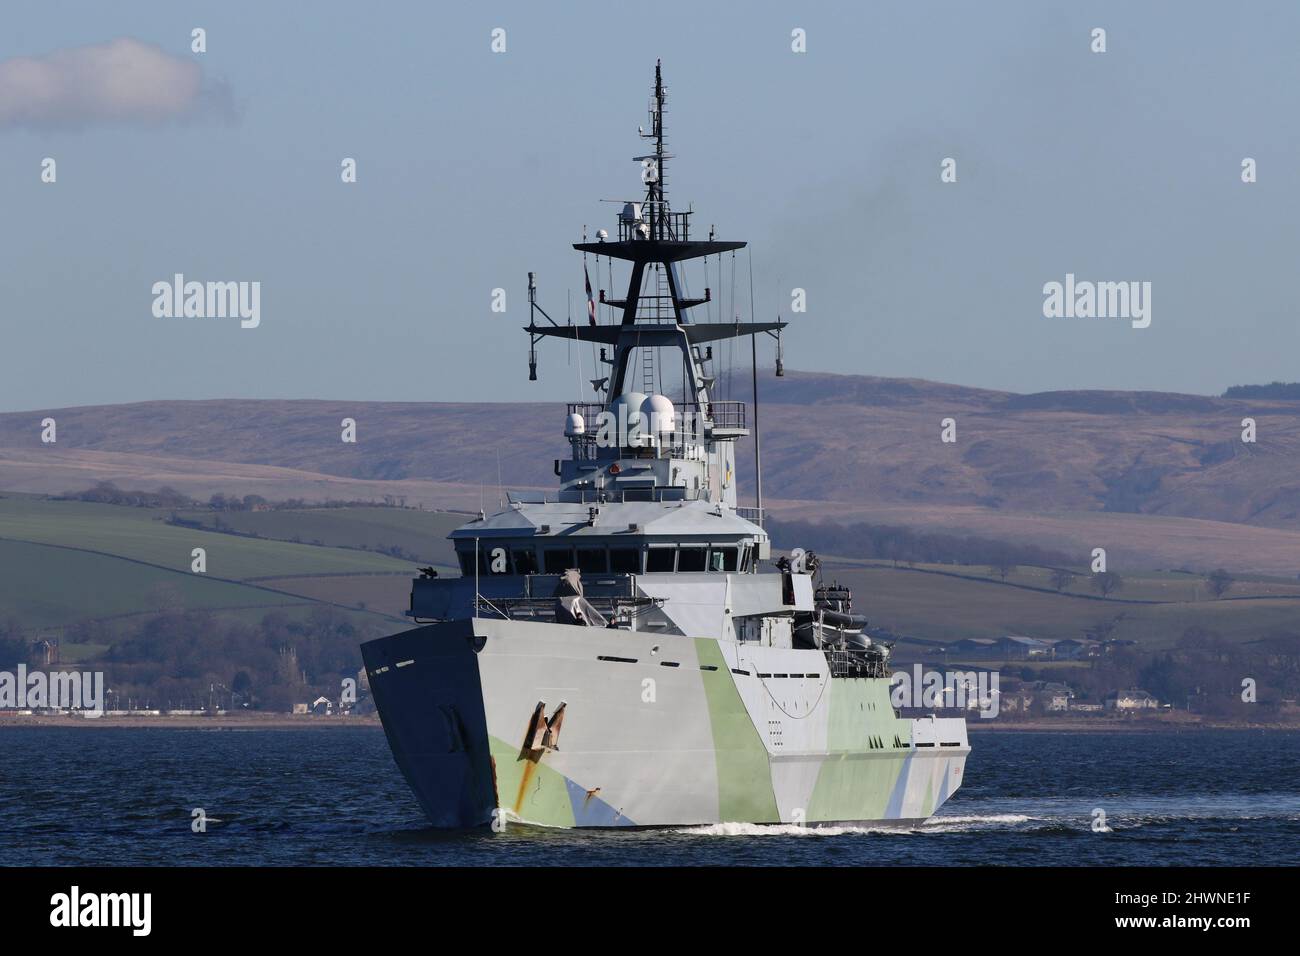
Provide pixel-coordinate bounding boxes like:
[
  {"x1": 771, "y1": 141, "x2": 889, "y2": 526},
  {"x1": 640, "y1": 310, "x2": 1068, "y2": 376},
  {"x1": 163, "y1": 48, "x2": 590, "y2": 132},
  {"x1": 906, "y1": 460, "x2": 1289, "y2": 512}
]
[{"x1": 1, "y1": 0, "x2": 1297, "y2": 411}]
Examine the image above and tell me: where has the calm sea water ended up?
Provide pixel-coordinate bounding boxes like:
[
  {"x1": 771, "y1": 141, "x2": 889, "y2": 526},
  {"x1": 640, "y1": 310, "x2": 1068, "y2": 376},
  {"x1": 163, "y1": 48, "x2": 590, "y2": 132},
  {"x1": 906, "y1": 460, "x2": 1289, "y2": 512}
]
[{"x1": 1, "y1": 728, "x2": 1296, "y2": 866}]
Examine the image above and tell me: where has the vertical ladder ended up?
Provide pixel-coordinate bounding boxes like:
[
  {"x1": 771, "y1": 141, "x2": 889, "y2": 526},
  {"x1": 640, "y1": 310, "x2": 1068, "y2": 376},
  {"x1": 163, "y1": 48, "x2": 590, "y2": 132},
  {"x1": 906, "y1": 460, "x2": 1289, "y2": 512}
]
[
  {"x1": 642, "y1": 264, "x2": 670, "y2": 394},
  {"x1": 642, "y1": 343, "x2": 655, "y2": 394}
]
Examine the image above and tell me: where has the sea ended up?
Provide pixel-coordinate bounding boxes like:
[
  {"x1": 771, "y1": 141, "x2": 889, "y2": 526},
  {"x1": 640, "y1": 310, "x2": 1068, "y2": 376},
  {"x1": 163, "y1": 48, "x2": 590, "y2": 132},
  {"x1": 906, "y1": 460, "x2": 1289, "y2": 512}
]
[{"x1": 1, "y1": 728, "x2": 1296, "y2": 866}]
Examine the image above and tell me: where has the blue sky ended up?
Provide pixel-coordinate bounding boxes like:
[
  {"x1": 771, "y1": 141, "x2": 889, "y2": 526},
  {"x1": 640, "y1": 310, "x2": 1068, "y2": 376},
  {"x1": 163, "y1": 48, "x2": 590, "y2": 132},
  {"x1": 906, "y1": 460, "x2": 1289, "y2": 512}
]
[{"x1": 1, "y1": 0, "x2": 1297, "y2": 410}]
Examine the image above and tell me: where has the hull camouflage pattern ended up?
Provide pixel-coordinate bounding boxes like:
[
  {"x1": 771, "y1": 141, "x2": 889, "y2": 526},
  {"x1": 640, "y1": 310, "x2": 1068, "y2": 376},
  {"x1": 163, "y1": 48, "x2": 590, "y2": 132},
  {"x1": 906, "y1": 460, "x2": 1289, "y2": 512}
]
[{"x1": 364, "y1": 618, "x2": 967, "y2": 828}]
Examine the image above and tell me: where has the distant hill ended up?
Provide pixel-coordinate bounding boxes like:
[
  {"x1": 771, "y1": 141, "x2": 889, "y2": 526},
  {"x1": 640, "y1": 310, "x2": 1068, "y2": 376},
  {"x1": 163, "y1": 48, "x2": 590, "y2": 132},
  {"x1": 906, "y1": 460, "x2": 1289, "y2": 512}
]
[
  {"x1": 4, "y1": 371, "x2": 1300, "y2": 572},
  {"x1": 1223, "y1": 382, "x2": 1300, "y2": 400},
  {"x1": 749, "y1": 372, "x2": 1300, "y2": 530}
]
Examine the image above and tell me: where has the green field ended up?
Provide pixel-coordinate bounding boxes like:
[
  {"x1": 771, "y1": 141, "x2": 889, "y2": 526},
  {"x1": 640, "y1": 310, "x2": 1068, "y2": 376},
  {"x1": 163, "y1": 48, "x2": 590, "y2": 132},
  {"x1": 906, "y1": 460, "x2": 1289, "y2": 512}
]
[
  {"x1": 824, "y1": 560, "x2": 1300, "y2": 648},
  {"x1": 979, "y1": 563, "x2": 1300, "y2": 602},
  {"x1": 0, "y1": 537, "x2": 297, "y2": 629},
  {"x1": 0, "y1": 497, "x2": 419, "y2": 579},
  {"x1": 168, "y1": 506, "x2": 462, "y2": 567},
  {"x1": 0, "y1": 496, "x2": 442, "y2": 642},
  {"x1": 822, "y1": 557, "x2": 1300, "y2": 603},
  {"x1": 263, "y1": 574, "x2": 414, "y2": 618}
]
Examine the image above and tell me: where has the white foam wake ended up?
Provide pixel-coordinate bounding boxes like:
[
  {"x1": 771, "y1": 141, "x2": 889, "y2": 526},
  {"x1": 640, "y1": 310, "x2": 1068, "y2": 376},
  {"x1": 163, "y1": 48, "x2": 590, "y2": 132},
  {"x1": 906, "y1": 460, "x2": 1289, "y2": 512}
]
[
  {"x1": 923, "y1": 813, "x2": 1031, "y2": 825},
  {"x1": 675, "y1": 822, "x2": 908, "y2": 837},
  {"x1": 675, "y1": 813, "x2": 1034, "y2": 837}
]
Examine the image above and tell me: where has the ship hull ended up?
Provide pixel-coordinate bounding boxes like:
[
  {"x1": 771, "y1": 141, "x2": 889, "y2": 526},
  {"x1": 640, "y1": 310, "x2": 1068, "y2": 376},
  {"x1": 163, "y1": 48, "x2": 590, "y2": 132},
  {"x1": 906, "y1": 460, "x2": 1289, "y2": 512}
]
[{"x1": 362, "y1": 618, "x2": 968, "y2": 829}]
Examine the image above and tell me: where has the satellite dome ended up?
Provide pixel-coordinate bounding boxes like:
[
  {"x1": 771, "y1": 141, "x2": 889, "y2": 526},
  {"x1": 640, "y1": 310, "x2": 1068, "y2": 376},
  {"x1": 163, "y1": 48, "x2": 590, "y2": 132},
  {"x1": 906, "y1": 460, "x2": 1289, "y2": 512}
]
[
  {"x1": 641, "y1": 394, "x2": 675, "y2": 433},
  {"x1": 564, "y1": 412, "x2": 585, "y2": 437},
  {"x1": 610, "y1": 391, "x2": 648, "y2": 445},
  {"x1": 610, "y1": 391, "x2": 647, "y2": 416}
]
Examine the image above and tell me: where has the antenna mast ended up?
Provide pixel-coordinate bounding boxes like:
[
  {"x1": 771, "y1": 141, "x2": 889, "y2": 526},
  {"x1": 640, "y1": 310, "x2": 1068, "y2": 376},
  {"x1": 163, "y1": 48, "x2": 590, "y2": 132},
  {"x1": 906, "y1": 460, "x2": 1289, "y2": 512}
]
[
  {"x1": 640, "y1": 58, "x2": 668, "y2": 238},
  {"x1": 748, "y1": 249, "x2": 763, "y2": 533}
]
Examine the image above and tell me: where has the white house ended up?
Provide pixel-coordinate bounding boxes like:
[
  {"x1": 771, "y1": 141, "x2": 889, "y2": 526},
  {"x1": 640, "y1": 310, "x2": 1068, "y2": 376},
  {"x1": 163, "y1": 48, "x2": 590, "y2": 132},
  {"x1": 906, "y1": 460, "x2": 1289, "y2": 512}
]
[{"x1": 1105, "y1": 689, "x2": 1159, "y2": 711}]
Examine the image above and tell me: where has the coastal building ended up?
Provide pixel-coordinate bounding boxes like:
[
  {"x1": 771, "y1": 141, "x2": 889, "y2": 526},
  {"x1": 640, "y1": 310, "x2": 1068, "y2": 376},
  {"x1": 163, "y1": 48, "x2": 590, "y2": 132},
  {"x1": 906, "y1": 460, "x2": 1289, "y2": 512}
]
[
  {"x1": 1036, "y1": 682, "x2": 1074, "y2": 712},
  {"x1": 1051, "y1": 638, "x2": 1102, "y2": 660},
  {"x1": 1105, "y1": 689, "x2": 1160, "y2": 711},
  {"x1": 998, "y1": 681, "x2": 1076, "y2": 713},
  {"x1": 999, "y1": 635, "x2": 1053, "y2": 660},
  {"x1": 948, "y1": 635, "x2": 1053, "y2": 660},
  {"x1": 949, "y1": 638, "x2": 999, "y2": 659}
]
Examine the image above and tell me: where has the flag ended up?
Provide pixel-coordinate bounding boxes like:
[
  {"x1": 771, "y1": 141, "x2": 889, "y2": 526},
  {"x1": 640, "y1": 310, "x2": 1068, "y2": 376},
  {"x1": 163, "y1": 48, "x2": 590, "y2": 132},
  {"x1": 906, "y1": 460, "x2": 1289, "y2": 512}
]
[{"x1": 584, "y1": 261, "x2": 597, "y2": 325}]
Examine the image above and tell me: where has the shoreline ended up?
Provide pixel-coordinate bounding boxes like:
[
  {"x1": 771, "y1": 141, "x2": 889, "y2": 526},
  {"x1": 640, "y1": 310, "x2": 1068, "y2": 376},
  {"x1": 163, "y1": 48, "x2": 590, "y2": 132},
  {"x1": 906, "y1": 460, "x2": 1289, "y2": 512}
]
[
  {"x1": 0, "y1": 713, "x2": 384, "y2": 729},
  {"x1": 966, "y1": 718, "x2": 1300, "y2": 732},
  {"x1": 1, "y1": 713, "x2": 1296, "y2": 732}
]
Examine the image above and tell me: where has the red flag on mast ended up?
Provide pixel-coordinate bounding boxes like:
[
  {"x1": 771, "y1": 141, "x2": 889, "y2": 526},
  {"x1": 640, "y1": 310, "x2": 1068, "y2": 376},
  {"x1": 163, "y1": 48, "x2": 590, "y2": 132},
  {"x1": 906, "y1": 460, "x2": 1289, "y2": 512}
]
[{"x1": 584, "y1": 261, "x2": 597, "y2": 326}]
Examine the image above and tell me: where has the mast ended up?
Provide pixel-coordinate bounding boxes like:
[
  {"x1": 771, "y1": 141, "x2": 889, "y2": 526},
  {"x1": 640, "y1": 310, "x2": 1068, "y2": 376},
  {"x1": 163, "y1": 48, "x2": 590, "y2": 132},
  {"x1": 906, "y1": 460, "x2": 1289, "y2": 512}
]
[
  {"x1": 751, "y1": 331, "x2": 763, "y2": 530},
  {"x1": 645, "y1": 58, "x2": 666, "y2": 239},
  {"x1": 523, "y1": 62, "x2": 787, "y2": 516},
  {"x1": 530, "y1": 62, "x2": 778, "y2": 400},
  {"x1": 748, "y1": 249, "x2": 763, "y2": 531}
]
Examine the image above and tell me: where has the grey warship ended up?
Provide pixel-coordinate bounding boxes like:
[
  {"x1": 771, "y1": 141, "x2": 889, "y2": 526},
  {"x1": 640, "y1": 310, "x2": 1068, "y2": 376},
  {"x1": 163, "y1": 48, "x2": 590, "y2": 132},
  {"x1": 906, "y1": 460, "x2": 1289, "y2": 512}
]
[{"x1": 360, "y1": 62, "x2": 969, "y2": 828}]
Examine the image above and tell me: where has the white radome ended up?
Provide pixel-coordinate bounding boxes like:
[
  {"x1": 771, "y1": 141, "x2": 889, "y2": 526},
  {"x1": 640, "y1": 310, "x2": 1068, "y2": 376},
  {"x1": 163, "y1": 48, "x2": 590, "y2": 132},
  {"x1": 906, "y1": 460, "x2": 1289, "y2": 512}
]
[
  {"x1": 610, "y1": 391, "x2": 648, "y2": 445},
  {"x1": 641, "y1": 393, "x2": 676, "y2": 434}
]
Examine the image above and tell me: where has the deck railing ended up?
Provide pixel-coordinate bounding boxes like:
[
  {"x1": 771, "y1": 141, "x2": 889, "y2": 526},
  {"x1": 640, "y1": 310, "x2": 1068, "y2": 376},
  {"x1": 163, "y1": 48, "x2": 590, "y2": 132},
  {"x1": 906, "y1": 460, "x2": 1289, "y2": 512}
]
[{"x1": 565, "y1": 400, "x2": 745, "y2": 460}]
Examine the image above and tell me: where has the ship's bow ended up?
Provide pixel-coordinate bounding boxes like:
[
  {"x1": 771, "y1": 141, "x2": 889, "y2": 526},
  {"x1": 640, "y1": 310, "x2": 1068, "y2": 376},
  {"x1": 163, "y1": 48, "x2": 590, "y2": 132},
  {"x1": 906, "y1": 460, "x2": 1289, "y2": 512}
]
[{"x1": 361, "y1": 621, "x2": 496, "y2": 828}]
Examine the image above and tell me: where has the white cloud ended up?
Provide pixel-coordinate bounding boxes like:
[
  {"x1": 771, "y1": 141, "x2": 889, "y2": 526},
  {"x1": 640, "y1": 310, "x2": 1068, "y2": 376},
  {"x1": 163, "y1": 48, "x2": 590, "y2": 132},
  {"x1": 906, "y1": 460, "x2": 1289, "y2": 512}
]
[{"x1": 0, "y1": 37, "x2": 233, "y2": 129}]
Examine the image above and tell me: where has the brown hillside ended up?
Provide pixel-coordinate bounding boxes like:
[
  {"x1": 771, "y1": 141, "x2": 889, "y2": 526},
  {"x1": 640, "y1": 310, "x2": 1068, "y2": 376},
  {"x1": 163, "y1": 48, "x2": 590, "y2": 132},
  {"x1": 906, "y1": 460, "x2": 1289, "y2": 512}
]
[{"x1": 2, "y1": 371, "x2": 1299, "y2": 571}]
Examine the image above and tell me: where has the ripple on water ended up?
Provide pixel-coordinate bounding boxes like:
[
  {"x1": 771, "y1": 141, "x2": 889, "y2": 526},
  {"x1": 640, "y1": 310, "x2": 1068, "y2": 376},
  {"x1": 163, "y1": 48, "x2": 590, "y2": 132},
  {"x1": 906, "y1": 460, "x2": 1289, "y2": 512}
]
[{"x1": 0, "y1": 728, "x2": 1296, "y2": 865}]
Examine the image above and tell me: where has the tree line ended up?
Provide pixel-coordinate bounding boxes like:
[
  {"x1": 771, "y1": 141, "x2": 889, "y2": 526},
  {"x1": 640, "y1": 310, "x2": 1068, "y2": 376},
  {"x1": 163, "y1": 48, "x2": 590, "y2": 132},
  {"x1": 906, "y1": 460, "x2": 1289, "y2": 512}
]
[
  {"x1": 1222, "y1": 382, "x2": 1300, "y2": 400},
  {"x1": 768, "y1": 518, "x2": 1073, "y2": 571},
  {"x1": 0, "y1": 608, "x2": 380, "y2": 713},
  {"x1": 60, "y1": 482, "x2": 414, "y2": 512},
  {"x1": 1015, "y1": 625, "x2": 1300, "y2": 718}
]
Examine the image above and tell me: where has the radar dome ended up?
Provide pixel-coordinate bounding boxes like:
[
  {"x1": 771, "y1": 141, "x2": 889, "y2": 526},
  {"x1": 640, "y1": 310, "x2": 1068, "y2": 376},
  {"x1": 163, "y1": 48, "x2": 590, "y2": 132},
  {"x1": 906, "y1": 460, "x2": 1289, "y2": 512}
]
[
  {"x1": 610, "y1": 391, "x2": 648, "y2": 445},
  {"x1": 641, "y1": 394, "x2": 676, "y2": 434},
  {"x1": 564, "y1": 412, "x2": 585, "y2": 437}
]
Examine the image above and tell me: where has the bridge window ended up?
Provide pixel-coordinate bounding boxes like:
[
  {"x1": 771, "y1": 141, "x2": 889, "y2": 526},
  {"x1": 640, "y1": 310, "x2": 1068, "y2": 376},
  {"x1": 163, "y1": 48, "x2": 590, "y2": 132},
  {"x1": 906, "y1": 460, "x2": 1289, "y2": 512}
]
[
  {"x1": 576, "y1": 547, "x2": 608, "y2": 573},
  {"x1": 454, "y1": 546, "x2": 516, "y2": 575},
  {"x1": 543, "y1": 547, "x2": 574, "y2": 574},
  {"x1": 481, "y1": 546, "x2": 512, "y2": 574},
  {"x1": 677, "y1": 547, "x2": 707, "y2": 572},
  {"x1": 609, "y1": 548, "x2": 641, "y2": 573},
  {"x1": 511, "y1": 548, "x2": 539, "y2": 575},
  {"x1": 646, "y1": 547, "x2": 676, "y2": 573},
  {"x1": 709, "y1": 547, "x2": 738, "y2": 572},
  {"x1": 458, "y1": 542, "x2": 748, "y2": 576}
]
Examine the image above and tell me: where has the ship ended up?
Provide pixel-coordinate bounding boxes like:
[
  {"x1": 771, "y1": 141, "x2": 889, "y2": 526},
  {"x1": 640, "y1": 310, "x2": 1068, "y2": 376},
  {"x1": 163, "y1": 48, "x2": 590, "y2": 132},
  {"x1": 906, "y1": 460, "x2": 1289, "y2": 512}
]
[{"x1": 360, "y1": 62, "x2": 969, "y2": 829}]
